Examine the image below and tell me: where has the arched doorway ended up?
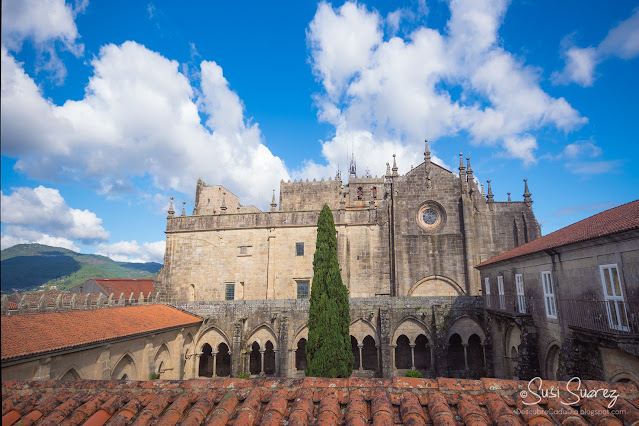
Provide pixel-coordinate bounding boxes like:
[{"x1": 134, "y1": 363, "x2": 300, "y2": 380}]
[
  {"x1": 467, "y1": 334, "x2": 485, "y2": 378},
  {"x1": 414, "y1": 334, "x2": 431, "y2": 371},
  {"x1": 361, "y1": 335, "x2": 377, "y2": 371},
  {"x1": 264, "y1": 341, "x2": 275, "y2": 375},
  {"x1": 216, "y1": 343, "x2": 231, "y2": 377},
  {"x1": 448, "y1": 333, "x2": 465, "y2": 374},
  {"x1": 199, "y1": 344, "x2": 214, "y2": 377},
  {"x1": 296, "y1": 339, "x2": 307, "y2": 371},
  {"x1": 395, "y1": 335, "x2": 411, "y2": 369},
  {"x1": 249, "y1": 342, "x2": 261, "y2": 375},
  {"x1": 60, "y1": 368, "x2": 80, "y2": 381},
  {"x1": 545, "y1": 345, "x2": 560, "y2": 380}
]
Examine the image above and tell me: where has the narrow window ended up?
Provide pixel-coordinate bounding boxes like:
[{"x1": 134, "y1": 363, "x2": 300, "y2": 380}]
[
  {"x1": 225, "y1": 283, "x2": 235, "y2": 301},
  {"x1": 515, "y1": 274, "x2": 525, "y2": 313},
  {"x1": 485, "y1": 277, "x2": 491, "y2": 307},
  {"x1": 296, "y1": 242, "x2": 304, "y2": 256},
  {"x1": 541, "y1": 271, "x2": 556, "y2": 319},
  {"x1": 297, "y1": 281, "x2": 309, "y2": 299},
  {"x1": 497, "y1": 276, "x2": 505, "y2": 309},
  {"x1": 600, "y1": 264, "x2": 628, "y2": 331},
  {"x1": 240, "y1": 246, "x2": 248, "y2": 255}
]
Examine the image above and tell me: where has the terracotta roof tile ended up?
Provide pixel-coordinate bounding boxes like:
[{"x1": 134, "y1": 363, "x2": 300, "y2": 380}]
[
  {"x1": 2, "y1": 378, "x2": 638, "y2": 425},
  {"x1": 477, "y1": 200, "x2": 639, "y2": 267},
  {"x1": 1, "y1": 305, "x2": 202, "y2": 360},
  {"x1": 85, "y1": 279, "x2": 154, "y2": 298}
]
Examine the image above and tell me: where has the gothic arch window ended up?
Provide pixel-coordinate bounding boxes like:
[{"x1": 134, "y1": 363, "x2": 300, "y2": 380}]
[
  {"x1": 448, "y1": 333, "x2": 465, "y2": 373},
  {"x1": 467, "y1": 334, "x2": 485, "y2": 378},
  {"x1": 249, "y1": 342, "x2": 261, "y2": 375},
  {"x1": 264, "y1": 341, "x2": 275, "y2": 375},
  {"x1": 545, "y1": 344, "x2": 560, "y2": 380},
  {"x1": 60, "y1": 368, "x2": 81, "y2": 381},
  {"x1": 188, "y1": 284, "x2": 195, "y2": 301},
  {"x1": 395, "y1": 335, "x2": 411, "y2": 369},
  {"x1": 414, "y1": 334, "x2": 431, "y2": 371},
  {"x1": 216, "y1": 342, "x2": 231, "y2": 377},
  {"x1": 199, "y1": 344, "x2": 214, "y2": 377},
  {"x1": 357, "y1": 187, "x2": 363, "y2": 200},
  {"x1": 361, "y1": 335, "x2": 377, "y2": 371}
]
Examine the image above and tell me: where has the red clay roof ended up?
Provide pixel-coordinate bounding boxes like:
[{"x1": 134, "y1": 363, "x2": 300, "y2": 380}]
[
  {"x1": 2, "y1": 377, "x2": 637, "y2": 425},
  {"x1": 1, "y1": 305, "x2": 201, "y2": 361},
  {"x1": 477, "y1": 200, "x2": 639, "y2": 267},
  {"x1": 88, "y1": 279, "x2": 154, "y2": 297}
]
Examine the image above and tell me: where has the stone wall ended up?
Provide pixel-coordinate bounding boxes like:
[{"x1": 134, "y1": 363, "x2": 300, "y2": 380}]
[
  {"x1": 478, "y1": 229, "x2": 639, "y2": 382},
  {"x1": 2, "y1": 323, "x2": 200, "y2": 382},
  {"x1": 168, "y1": 296, "x2": 488, "y2": 379}
]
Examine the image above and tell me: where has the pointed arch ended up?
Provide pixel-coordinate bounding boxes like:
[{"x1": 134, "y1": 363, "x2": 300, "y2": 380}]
[
  {"x1": 293, "y1": 324, "x2": 308, "y2": 347},
  {"x1": 196, "y1": 325, "x2": 231, "y2": 352},
  {"x1": 154, "y1": 343, "x2": 172, "y2": 379},
  {"x1": 111, "y1": 353, "x2": 138, "y2": 380},
  {"x1": 246, "y1": 323, "x2": 278, "y2": 350},
  {"x1": 408, "y1": 275, "x2": 464, "y2": 296},
  {"x1": 350, "y1": 318, "x2": 378, "y2": 345},
  {"x1": 392, "y1": 317, "x2": 432, "y2": 344},
  {"x1": 446, "y1": 316, "x2": 485, "y2": 345},
  {"x1": 59, "y1": 367, "x2": 82, "y2": 381}
]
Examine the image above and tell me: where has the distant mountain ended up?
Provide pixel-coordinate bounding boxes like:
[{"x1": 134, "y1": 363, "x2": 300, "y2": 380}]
[{"x1": 1, "y1": 244, "x2": 162, "y2": 294}]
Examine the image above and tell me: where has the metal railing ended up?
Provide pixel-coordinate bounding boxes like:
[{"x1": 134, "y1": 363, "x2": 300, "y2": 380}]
[
  {"x1": 560, "y1": 299, "x2": 639, "y2": 336},
  {"x1": 484, "y1": 294, "x2": 529, "y2": 316}
]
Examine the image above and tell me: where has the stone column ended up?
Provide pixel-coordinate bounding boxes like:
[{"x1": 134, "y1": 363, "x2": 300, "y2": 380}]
[
  {"x1": 410, "y1": 343, "x2": 416, "y2": 370},
  {"x1": 212, "y1": 351, "x2": 218, "y2": 378},
  {"x1": 390, "y1": 344, "x2": 396, "y2": 375},
  {"x1": 379, "y1": 308, "x2": 393, "y2": 378},
  {"x1": 463, "y1": 343, "x2": 469, "y2": 371},
  {"x1": 275, "y1": 349, "x2": 280, "y2": 376},
  {"x1": 358, "y1": 343, "x2": 364, "y2": 371},
  {"x1": 290, "y1": 349, "x2": 296, "y2": 376},
  {"x1": 96, "y1": 344, "x2": 111, "y2": 379},
  {"x1": 260, "y1": 350, "x2": 265, "y2": 376},
  {"x1": 195, "y1": 354, "x2": 202, "y2": 378}
]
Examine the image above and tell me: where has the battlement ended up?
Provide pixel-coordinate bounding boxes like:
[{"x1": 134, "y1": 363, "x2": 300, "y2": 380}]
[{"x1": 279, "y1": 177, "x2": 343, "y2": 211}]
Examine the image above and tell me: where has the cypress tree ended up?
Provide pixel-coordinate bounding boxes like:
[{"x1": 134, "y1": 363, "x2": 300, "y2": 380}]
[{"x1": 305, "y1": 204, "x2": 353, "y2": 377}]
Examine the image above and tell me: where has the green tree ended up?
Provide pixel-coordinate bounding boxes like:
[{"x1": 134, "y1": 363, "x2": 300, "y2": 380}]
[{"x1": 305, "y1": 204, "x2": 353, "y2": 377}]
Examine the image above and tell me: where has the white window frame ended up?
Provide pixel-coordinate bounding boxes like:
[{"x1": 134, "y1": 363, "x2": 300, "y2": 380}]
[
  {"x1": 497, "y1": 276, "x2": 505, "y2": 310},
  {"x1": 485, "y1": 277, "x2": 491, "y2": 307},
  {"x1": 515, "y1": 274, "x2": 526, "y2": 313},
  {"x1": 541, "y1": 271, "x2": 557, "y2": 319},
  {"x1": 600, "y1": 264, "x2": 628, "y2": 331}
]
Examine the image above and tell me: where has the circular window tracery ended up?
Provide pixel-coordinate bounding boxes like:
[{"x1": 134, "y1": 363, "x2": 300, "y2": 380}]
[{"x1": 417, "y1": 202, "x2": 446, "y2": 231}]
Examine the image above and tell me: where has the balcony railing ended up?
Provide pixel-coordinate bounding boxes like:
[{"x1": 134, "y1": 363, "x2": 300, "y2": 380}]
[
  {"x1": 560, "y1": 299, "x2": 639, "y2": 336},
  {"x1": 484, "y1": 294, "x2": 530, "y2": 316}
]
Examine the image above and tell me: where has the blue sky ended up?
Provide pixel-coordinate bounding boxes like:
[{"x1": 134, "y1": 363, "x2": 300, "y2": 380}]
[{"x1": 1, "y1": 0, "x2": 638, "y2": 263}]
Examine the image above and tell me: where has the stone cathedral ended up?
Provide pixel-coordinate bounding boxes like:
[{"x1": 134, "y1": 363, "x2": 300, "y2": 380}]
[{"x1": 154, "y1": 140, "x2": 540, "y2": 379}]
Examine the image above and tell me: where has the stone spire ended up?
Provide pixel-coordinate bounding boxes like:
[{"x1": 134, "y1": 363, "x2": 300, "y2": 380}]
[
  {"x1": 481, "y1": 183, "x2": 485, "y2": 196},
  {"x1": 181, "y1": 201, "x2": 186, "y2": 217},
  {"x1": 466, "y1": 157, "x2": 473, "y2": 182},
  {"x1": 392, "y1": 154, "x2": 398, "y2": 176},
  {"x1": 523, "y1": 178, "x2": 533, "y2": 207},
  {"x1": 507, "y1": 192, "x2": 511, "y2": 202},
  {"x1": 458, "y1": 153, "x2": 467, "y2": 193},
  {"x1": 386, "y1": 162, "x2": 391, "y2": 177},
  {"x1": 270, "y1": 189, "x2": 277, "y2": 212},
  {"x1": 424, "y1": 138, "x2": 431, "y2": 163},
  {"x1": 167, "y1": 196, "x2": 175, "y2": 218},
  {"x1": 486, "y1": 179, "x2": 494, "y2": 203}
]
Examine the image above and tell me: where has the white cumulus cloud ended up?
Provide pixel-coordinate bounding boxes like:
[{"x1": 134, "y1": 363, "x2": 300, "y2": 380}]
[
  {"x1": 553, "y1": 8, "x2": 639, "y2": 86},
  {"x1": 1, "y1": 41, "x2": 290, "y2": 209},
  {"x1": 305, "y1": 0, "x2": 586, "y2": 175},
  {"x1": 96, "y1": 240, "x2": 165, "y2": 263},
  {"x1": 0, "y1": 185, "x2": 109, "y2": 248}
]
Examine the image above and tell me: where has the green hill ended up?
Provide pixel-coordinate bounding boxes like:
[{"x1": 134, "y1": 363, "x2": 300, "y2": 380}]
[{"x1": 1, "y1": 243, "x2": 162, "y2": 294}]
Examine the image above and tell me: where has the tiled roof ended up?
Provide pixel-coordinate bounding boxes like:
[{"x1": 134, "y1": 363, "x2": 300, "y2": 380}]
[
  {"x1": 2, "y1": 377, "x2": 637, "y2": 425},
  {"x1": 87, "y1": 279, "x2": 154, "y2": 297},
  {"x1": 477, "y1": 199, "x2": 639, "y2": 267},
  {"x1": 1, "y1": 305, "x2": 201, "y2": 361}
]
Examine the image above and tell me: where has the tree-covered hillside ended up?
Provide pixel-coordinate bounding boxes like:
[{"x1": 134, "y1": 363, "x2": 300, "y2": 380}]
[{"x1": 1, "y1": 244, "x2": 162, "y2": 294}]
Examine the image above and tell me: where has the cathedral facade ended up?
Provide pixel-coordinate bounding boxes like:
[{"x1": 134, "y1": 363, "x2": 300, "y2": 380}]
[{"x1": 155, "y1": 141, "x2": 541, "y2": 379}]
